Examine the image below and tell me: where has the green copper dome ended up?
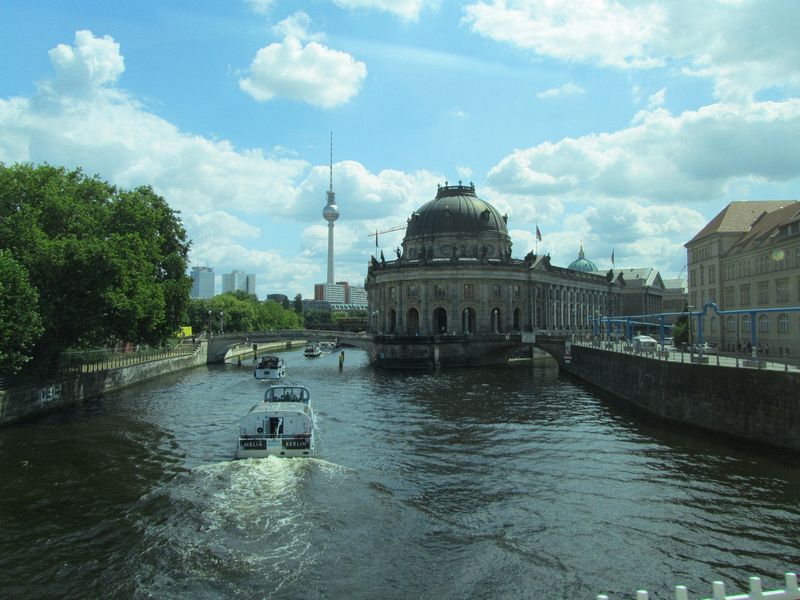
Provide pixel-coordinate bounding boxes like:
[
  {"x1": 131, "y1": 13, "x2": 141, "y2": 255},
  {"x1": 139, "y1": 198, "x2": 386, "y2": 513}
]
[
  {"x1": 404, "y1": 183, "x2": 509, "y2": 239},
  {"x1": 567, "y1": 245, "x2": 598, "y2": 272}
]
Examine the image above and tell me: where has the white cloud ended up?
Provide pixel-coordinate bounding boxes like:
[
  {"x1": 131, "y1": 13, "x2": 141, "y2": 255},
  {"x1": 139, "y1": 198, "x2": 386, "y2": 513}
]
[
  {"x1": 537, "y1": 81, "x2": 586, "y2": 99},
  {"x1": 271, "y1": 11, "x2": 322, "y2": 42},
  {"x1": 463, "y1": 1, "x2": 800, "y2": 101},
  {"x1": 46, "y1": 30, "x2": 125, "y2": 94},
  {"x1": 487, "y1": 99, "x2": 800, "y2": 204},
  {"x1": 245, "y1": 0, "x2": 275, "y2": 15},
  {"x1": 239, "y1": 36, "x2": 367, "y2": 107},
  {"x1": 332, "y1": 0, "x2": 432, "y2": 21},
  {"x1": 463, "y1": 0, "x2": 665, "y2": 69}
]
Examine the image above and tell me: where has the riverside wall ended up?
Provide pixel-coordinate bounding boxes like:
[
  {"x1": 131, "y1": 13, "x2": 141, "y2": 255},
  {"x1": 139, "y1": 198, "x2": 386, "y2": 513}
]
[
  {"x1": 0, "y1": 340, "x2": 307, "y2": 427},
  {"x1": 537, "y1": 341, "x2": 800, "y2": 452}
]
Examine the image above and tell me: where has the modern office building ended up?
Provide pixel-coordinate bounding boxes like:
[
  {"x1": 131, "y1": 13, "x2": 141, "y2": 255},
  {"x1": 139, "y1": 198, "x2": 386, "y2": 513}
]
[
  {"x1": 686, "y1": 200, "x2": 800, "y2": 356},
  {"x1": 223, "y1": 270, "x2": 256, "y2": 295},
  {"x1": 190, "y1": 266, "x2": 215, "y2": 299}
]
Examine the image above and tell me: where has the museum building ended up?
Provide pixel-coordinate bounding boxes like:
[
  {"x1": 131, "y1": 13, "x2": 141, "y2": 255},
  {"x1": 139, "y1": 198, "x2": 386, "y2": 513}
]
[{"x1": 365, "y1": 183, "x2": 627, "y2": 360}]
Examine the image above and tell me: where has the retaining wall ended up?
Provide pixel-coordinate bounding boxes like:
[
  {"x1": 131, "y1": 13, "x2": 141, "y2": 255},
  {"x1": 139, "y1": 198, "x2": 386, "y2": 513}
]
[
  {"x1": 0, "y1": 344, "x2": 207, "y2": 426},
  {"x1": 537, "y1": 341, "x2": 800, "y2": 451}
]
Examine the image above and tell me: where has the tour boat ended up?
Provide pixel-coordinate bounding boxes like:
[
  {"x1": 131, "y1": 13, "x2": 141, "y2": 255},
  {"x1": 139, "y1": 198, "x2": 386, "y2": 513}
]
[
  {"x1": 236, "y1": 385, "x2": 315, "y2": 459},
  {"x1": 254, "y1": 355, "x2": 286, "y2": 380},
  {"x1": 303, "y1": 344, "x2": 323, "y2": 357}
]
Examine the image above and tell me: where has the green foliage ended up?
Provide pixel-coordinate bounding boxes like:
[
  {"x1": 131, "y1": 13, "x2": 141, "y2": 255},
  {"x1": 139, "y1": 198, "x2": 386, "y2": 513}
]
[
  {"x1": 185, "y1": 294, "x2": 303, "y2": 333},
  {"x1": 303, "y1": 309, "x2": 332, "y2": 326},
  {"x1": 0, "y1": 162, "x2": 192, "y2": 368},
  {"x1": 293, "y1": 293, "x2": 303, "y2": 314},
  {"x1": 0, "y1": 250, "x2": 44, "y2": 373}
]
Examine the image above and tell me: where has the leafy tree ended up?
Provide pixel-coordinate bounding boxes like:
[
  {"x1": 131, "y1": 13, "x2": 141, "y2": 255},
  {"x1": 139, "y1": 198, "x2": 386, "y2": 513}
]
[
  {"x1": 185, "y1": 295, "x2": 302, "y2": 333},
  {"x1": 304, "y1": 309, "x2": 332, "y2": 326},
  {"x1": 0, "y1": 251, "x2": 44, "y2": 373},
  {"x1": 293, "y1": 293, "x2": 303, "y2": 314},
  {"x1": 0, "y1": 163, "x2": 192, "y2": 363}
]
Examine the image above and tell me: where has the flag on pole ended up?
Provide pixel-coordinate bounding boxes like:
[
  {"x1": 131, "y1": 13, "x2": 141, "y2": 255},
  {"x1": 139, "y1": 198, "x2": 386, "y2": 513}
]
[
  {"x1": 535, "y1": 225, "x2": 542, "y2": 242},
  {"x1": 611, "y1": 248, "x2": 615, "y2": 265}
]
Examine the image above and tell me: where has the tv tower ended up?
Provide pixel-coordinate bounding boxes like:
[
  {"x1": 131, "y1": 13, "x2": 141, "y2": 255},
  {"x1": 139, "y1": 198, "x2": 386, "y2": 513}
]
[{"x1": 322, "y1": 132, "x2": 340, "y2": 284}]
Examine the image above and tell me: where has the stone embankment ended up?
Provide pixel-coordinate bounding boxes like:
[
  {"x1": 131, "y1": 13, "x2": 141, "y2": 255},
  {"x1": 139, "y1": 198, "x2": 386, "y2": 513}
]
[
  {"x1": 536, "y1": 340, "x2": 800, "y2": 452},
  {"x1": 0, "y1": 340, "x2": 304, "y2": 426}
]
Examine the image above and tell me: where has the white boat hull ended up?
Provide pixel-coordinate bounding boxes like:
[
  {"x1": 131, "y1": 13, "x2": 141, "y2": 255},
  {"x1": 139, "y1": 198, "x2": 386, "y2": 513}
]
[{"x1": 236, "y1": 436, "x2": 314, "y2": 458}]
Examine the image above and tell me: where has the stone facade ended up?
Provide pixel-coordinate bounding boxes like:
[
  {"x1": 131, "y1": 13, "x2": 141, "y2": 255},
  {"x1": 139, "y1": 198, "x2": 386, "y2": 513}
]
[
  {"x1": 366, "y1": 184, "x2": 626, "y2": 350},
  {"x1": 686, "y1": 201, "x2": 800, "y2": 357}
]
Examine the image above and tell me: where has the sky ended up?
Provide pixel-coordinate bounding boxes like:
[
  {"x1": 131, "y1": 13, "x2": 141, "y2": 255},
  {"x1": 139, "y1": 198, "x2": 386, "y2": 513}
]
[{"x1": 2, "y1": 1, "x2": 799, "y2": 300}]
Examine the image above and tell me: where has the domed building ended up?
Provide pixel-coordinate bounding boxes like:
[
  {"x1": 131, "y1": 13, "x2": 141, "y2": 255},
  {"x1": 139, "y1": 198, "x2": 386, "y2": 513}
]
[
  {"x1": 365, "y1": 183, "x2": 625, "y2": 368},
  {"x1": 567, "y1": 245, "x2": 598, "y2": 273}
]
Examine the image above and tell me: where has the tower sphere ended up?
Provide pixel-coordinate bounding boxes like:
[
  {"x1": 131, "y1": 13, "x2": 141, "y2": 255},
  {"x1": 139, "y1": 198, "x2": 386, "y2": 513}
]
[{"x1": 323, "y1": 202, "x2": 340, "y2": 222}]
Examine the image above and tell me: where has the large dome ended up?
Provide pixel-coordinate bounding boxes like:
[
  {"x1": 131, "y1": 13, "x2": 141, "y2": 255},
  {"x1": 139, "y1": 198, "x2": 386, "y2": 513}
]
[
  {"x1": 404, "y1": 183, "x2": 509, "y2": 238},
  {"x1": 567, "y1": 245, "x2": 598, "y2": 272}
]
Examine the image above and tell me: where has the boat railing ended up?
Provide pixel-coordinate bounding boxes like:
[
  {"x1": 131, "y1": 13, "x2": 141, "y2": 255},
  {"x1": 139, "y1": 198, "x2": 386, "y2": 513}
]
[
  {"x1": 597, "y1": 573, "x2": 799, "y2": 600},
  {"x1": 240, "y1": 432, "x2": 311, "y2": 440}
]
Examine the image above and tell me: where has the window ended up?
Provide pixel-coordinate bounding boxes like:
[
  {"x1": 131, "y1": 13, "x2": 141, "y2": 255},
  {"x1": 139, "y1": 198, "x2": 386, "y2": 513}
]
[
  {"x1": 758, "y1": 314, "x2": 769, "y2": 332},
  {"x1": 757, "y1": 281, "x2": 769, "y2": 304},
  {"x1": 492, "y1": 284, "x2": 502, "y2": 298},
  {"x1": 709, "y1": 288, "x2": 716, "y2": 303},
  {"x1": 740, "y1": 284, "x2": 751, "y2": 305},
  {"x1": 708, "y1": 265, "x2": 716, "y2": 284},
  {"x1": 389, "y1": 286, "x2": 396, "y2": 300},
  {"x1": 726, "y1": 316, "x2": 736, "y2": 332},
  {"x1": 434, "y1": 283, "x2": 447, "y2": 299},
  {"x1": 776, "y1": 278, "x2": 790, "y2": 302},
  {"x1": 407, "y1": 285, "x2": 417, "y2": 298},
  {"x1": 513, "y1": 284, "x2": 520, "y2": 299},
  {"x1": 779, "y1": 313, "x2": 790, "y2": 333},
  {"x1": 463, "y1": 283, "x2": 474, "y2": 299},
  {"x1": 710, "y1": 316, "x2": 717, "y2": 333},
  {"x1": 724, "y1": 287, "x2": 734, "y2": 307}
]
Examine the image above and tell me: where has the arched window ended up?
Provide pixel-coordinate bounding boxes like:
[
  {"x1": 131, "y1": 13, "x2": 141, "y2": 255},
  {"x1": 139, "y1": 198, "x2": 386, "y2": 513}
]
[
  {"x1": 513, "y1": 307, "x2": 522, "y2": 331},
  {"x1": 726, "y1": 316, "x2": 736, "y2": 332},
  {"x1": 778, "y1": 313, "x2": 790, "y2": 333},
  {"x1": 758, "y1": 314, "x2": 769, "y2": 332}
]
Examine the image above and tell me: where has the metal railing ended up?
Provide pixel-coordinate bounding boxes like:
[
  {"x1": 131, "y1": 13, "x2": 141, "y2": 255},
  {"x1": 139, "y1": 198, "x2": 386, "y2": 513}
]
[{"x1": 598, "y1": 572, "x2": 799, "y2": 600}]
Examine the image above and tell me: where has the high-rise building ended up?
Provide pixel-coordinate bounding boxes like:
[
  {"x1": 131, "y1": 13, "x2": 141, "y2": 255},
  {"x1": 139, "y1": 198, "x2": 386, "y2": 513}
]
[
  {"x1": 223, "y1": 270, "x2": 256, "y2": 295},
  {"x1": 190, "y1": 266, "x2": 215, "y2": 299}
]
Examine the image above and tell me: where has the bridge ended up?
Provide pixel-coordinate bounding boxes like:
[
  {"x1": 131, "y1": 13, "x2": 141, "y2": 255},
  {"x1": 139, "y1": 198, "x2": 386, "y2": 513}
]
[
  {"x1": 206, "y1": 329, "x2": 376, "y2": 363},
  {"x1": 206, "y1": 329, "x2": 569, "y2": 368}
]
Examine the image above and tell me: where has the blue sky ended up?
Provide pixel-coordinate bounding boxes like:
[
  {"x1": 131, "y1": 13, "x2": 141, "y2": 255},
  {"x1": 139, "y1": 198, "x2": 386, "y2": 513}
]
[{"x1": 2, "y1": 1, "x2": 799, "y2": 300}]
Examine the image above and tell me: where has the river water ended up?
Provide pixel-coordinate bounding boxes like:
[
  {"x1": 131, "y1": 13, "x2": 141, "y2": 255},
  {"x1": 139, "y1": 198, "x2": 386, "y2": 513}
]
[{"x1": 1, "y1": 348, "x2": 798, "y2": 599}]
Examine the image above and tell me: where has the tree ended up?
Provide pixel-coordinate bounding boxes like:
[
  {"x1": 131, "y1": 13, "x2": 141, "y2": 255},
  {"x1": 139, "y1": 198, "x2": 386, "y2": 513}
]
[
  {"x1": 0, "y1": 163, "x2": 192, "y2": 363},
  {"x1": 0, "y1": 251, "x2": 43, "y2": 374},
  {"x1": 293, "y1": 293, "x2": 303, "y2": 314}
]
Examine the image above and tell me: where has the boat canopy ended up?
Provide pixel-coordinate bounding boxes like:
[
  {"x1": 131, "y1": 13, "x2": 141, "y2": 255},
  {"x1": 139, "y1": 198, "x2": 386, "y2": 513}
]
[{"x1": 263, "y1": 385, "x2": 311, "y2": 405}]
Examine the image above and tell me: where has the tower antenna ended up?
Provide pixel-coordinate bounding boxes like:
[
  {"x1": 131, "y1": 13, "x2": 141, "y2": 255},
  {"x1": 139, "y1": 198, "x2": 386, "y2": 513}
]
[{"x1": 329, "y1": 131, "x2": 333, "y2": 192}]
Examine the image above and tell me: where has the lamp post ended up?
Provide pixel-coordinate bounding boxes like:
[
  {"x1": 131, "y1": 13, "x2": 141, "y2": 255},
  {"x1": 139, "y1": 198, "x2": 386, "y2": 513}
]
[
  {"x1": 220, "y1": 311, "x2": 224, "y2": 334},
  {"x1": 687, "y1": 305, "x2": 695, "y2": 353},
  {"x1": 207, "y1": 310, "x2": 212, "y2": 335}
]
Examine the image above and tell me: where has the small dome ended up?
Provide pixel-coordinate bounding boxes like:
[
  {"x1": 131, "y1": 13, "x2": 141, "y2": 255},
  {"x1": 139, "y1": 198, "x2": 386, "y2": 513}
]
[
  {"x1": 404, "y1": 183, "x2": 508, "y2": 238},
  {"x1": 567, "y1": 245, "x2": 598, "y2": 272}
]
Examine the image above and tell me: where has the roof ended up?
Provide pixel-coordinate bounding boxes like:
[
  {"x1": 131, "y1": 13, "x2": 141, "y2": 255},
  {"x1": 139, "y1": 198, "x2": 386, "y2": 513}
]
[
  {"x1": 687, "y1": 201, "x2": 791, "y2": 245},
  {"x1": 613, "y1": 267, "x2": 664, "y2": 289},
  {"x1": 567, "y1": 245, "x2": 598, "y2": 272},
  {"x1": 404, "y1": 183, "x2": 509, "y2": 239},
  {"x1": 728, "y1": 201, "x2": 800, "y2": 253}
]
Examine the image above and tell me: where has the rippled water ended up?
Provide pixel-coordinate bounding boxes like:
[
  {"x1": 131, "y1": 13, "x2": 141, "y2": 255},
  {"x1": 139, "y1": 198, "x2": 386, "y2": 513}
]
[{"x1": 1, "y1": 348, "x2": 798, "y2": 599}]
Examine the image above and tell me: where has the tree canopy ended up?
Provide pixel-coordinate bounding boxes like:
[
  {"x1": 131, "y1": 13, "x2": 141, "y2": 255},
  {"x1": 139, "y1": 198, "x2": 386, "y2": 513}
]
[
  {"x1": 185, "y1": 293, "x2": 303, "y2": 333},
  {"x1": 0, "y1": 163, "x2": 192, "y2": 371}
]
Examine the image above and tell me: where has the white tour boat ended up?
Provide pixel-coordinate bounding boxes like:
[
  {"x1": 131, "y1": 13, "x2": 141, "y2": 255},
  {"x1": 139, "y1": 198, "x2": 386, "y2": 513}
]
[
  {"x1": 236, "y1": 385, "x2": 315, "y2": 459},
  {"x1": 303, "y1": 344, "x2": 323, "y2": 357},
  {"x1": 254, "y1": 355, "x2": 286, "y2": 380}
]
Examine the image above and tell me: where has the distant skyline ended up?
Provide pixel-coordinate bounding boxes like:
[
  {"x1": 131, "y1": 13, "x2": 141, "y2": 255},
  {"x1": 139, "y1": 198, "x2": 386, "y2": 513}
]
[{"x1": 2, "y1": 1, "x2": 799, "y2": 300}]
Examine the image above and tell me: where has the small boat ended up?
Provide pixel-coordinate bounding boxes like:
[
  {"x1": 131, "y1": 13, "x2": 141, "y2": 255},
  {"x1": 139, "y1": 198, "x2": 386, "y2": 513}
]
[
  {"x1": 319, "y1": 341, "x2": 338, "y2": 351},
  {"x1": 303, "y1": 344, "x2": 323, "y2": 357},
  {"x1": 254, "y1": 355, "x2": 286, "y2": 380},
  {"x1": 236, "y1": 385, "x2": 315, "y2": 458}
]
